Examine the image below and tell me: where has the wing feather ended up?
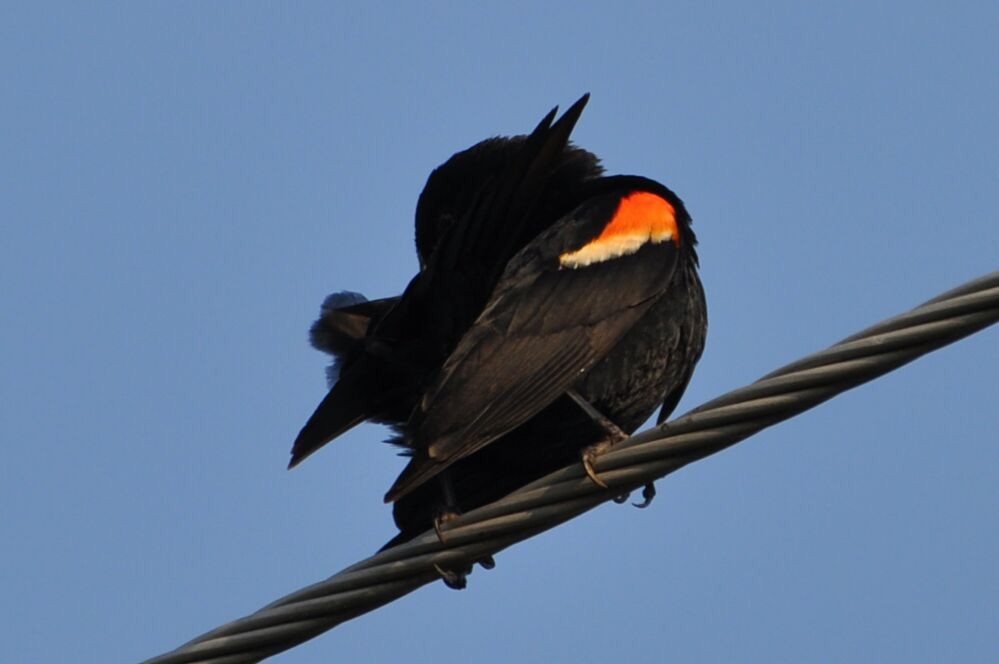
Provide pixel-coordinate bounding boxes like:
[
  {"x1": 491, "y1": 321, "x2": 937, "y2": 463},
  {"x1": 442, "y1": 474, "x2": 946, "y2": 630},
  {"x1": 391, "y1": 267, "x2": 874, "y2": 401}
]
[{"x1": 385, "y1": 237, "x2": 678, "y2": 501}]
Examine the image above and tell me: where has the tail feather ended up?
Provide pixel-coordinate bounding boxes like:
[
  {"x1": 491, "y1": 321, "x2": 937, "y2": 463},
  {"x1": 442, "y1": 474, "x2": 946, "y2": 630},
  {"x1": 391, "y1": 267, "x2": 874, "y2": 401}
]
[
  {"x1": 289, "y1": 357, "x2": 383, "y2": 468},
  {"x1": 310, "y1": 292, "x2": 399, "y2": 358}
]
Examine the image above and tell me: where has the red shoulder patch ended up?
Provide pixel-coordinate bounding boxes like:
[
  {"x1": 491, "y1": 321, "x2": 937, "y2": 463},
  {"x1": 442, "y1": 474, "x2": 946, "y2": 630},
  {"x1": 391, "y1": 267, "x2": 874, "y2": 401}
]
[{"x1": 559, "y1": 191, "x2": 679, "y2": 269}]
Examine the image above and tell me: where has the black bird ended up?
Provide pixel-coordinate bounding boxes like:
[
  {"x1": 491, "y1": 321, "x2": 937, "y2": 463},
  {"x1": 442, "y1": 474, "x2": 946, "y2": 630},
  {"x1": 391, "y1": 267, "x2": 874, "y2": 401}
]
[{"x1": 292, "y1": 96, "x2": 707, "y2": 581}]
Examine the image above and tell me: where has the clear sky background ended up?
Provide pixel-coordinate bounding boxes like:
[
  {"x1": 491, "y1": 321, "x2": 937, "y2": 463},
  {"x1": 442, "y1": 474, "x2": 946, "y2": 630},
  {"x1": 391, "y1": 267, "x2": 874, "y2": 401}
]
[{"x1": 2, "y1": 3, "x2": 997, "y2": 663}]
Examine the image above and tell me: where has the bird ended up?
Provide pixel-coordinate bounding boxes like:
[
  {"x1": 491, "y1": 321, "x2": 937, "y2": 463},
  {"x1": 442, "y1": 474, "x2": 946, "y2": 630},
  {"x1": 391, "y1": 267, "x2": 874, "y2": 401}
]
[{"x1": 292, "y1": 95, "x2": 707, "y2": 586}]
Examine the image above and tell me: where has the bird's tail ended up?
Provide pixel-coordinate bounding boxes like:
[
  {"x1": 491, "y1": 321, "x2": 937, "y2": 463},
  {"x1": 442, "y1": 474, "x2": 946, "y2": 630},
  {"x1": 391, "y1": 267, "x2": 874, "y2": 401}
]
[
  {"x1": 289, "y1": 293, "x2": 405, "y2": 468},
  {"x1": 288, "y1": 353, "x2": 391, "y2": 469},
  {"x1": 310, "y1": 292, "x2": 399, "y2": 360}
]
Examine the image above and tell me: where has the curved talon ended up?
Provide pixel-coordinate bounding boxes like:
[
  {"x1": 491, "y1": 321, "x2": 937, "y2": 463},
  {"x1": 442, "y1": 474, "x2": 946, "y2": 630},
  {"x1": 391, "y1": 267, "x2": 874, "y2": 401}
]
[
  {"x1": 434, "y1": 564, "x2": 467, "y2": 590},
  {"x1": 433, "y1": 516, "x2": 447, "y2": 544},
  {"x1": 433, "y1": 510, "x2": 460, "y2": 544},
  {"x1": 612, "y1": 493, "x2": 629, "y2": 504},
  {"x1": 582, "y1": 452, "x2": 609, "y2": 489},
  {"x1": 632, "y1": 482, "x2": 656, "y2": 509}
]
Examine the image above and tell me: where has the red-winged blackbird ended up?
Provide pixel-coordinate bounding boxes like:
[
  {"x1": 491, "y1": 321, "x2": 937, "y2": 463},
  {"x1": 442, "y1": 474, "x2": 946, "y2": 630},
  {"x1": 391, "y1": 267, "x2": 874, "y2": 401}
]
[{"x1": 292, "y1": 95, "x2": 706, "y2": 582}]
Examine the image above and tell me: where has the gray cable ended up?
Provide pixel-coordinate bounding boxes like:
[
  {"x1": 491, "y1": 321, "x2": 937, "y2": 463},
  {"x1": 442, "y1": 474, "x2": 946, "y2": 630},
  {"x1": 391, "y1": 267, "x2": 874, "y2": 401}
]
[{"x1": 145, "y1": 270, "x2": 999, "y2": 664}]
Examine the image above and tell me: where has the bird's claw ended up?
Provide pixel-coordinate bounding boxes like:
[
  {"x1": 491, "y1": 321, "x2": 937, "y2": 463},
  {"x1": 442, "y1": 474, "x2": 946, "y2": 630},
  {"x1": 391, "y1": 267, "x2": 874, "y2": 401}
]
[
  {"x1": 581, "y1": 441, "x2": 612, "y2": 489},
  {"x1": 433, "y1": 509, "x2": 460, "y2": 544},
  {"x1": 632, "y1": 482, "x2": 656, "y2": 508},
  {"x1": 433, "y1": 564, "x2": 467, "y2": 590},
  {"x1": 582, "y1": 451, "x2": 609, "y2": 488}
]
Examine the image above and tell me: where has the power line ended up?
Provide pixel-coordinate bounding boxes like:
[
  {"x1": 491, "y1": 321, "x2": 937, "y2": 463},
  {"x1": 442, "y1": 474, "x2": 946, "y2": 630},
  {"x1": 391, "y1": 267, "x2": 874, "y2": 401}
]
[{"x1": 145, "y1": 269, "x2": 999, "y2": 664}]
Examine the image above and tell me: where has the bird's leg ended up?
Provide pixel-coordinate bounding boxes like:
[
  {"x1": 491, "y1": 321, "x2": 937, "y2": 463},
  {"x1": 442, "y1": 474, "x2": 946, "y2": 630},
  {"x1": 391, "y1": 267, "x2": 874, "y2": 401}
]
[
  {"x1": 433, "y1": 471, "x2": 461, "y2": 544},
  {"x1": 567, "y1": 390, "x2": 629, "y2": 490},
  {"x1": 431, "y1": 470, "x2": 495, "y2": 589},
  {"x1": 567, "y1": 390, "x2": 629, "y2": 442},
  {"x1": 431, "y1": 473, "x2": 468, "y2": 589}
]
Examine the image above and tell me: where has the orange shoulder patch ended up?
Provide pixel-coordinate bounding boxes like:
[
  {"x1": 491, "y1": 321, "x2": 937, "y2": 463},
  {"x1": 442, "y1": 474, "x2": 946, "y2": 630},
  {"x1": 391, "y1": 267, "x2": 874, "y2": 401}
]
[{"x1": 559, "y1": 191, "x2": 679, "y2": 269}]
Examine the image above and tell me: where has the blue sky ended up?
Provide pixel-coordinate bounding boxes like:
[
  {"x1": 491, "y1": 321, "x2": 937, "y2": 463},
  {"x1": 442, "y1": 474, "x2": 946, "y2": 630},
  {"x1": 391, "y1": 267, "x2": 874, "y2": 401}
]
[{"x1": 2, "y1": 3, "x2": 997, "y2": 662}]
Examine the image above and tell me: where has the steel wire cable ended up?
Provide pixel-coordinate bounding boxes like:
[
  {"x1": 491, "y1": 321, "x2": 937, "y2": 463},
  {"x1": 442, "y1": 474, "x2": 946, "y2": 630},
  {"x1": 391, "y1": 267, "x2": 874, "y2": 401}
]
[{"x1": 145, "y1": 270, "x2": 999, "y2": 664}]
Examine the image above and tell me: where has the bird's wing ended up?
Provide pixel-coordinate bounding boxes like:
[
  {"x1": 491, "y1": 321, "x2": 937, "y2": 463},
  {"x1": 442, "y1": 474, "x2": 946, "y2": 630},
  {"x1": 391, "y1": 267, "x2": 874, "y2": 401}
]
[{"x1": 385, "y1": 188, "x2": 683, "y2": 501}]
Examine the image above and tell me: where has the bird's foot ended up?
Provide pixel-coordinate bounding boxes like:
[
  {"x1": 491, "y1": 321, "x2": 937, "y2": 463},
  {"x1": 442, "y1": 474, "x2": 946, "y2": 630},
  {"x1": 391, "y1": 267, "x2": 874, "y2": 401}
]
[
  {"x1": 433, "y1": 508, "x2": 461, "y2": 544},
  {"x1": 432, "y1": 554, "x2": 494, "y2": 590},
  {"x1": 433, "y1": 564, "x2": 467, "y2": 590},
  {"x1": 632, "y1": 482, "x2": 656, "y2": 509},
  {"x1": 581, "y1": 440, "x2": 613, "y2": 488},
  {"x1": 610, "y1": 481, "x2": 656, "y2": 507},
  {"x1": 431, "y1": 504, "x2": 495, "y2": 589}
]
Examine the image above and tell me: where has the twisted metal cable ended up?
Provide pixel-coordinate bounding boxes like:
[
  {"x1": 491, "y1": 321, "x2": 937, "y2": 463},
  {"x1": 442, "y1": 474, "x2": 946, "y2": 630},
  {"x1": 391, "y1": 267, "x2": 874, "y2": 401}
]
[{"x1": 146, "y1": 270, "x2": 999, "y2": 664}]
